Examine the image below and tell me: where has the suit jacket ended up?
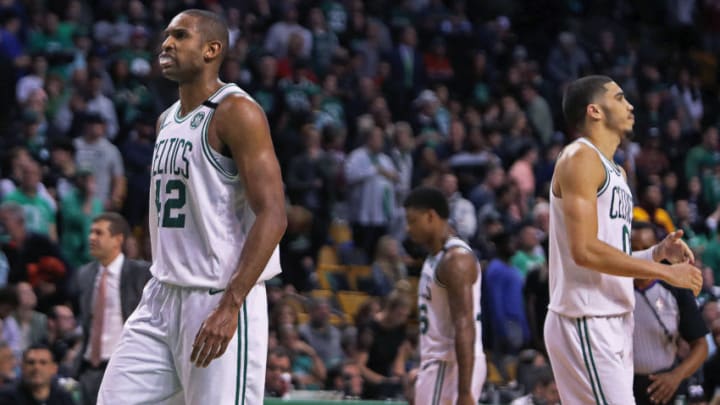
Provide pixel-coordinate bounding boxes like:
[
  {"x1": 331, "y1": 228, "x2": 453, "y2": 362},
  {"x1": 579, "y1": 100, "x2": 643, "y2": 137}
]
[{"x1": 72, "y1": 257, "x2": 151, "y2": 373}]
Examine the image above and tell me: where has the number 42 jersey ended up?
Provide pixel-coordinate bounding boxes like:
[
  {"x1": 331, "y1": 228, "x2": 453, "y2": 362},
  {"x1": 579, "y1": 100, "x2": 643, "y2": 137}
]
[
  {"x1": 149, "y1": 83, "x2": 281, "y2": 289},
  {"x1": 418, "y1": 237, "x2": 483, "y2": 362}
]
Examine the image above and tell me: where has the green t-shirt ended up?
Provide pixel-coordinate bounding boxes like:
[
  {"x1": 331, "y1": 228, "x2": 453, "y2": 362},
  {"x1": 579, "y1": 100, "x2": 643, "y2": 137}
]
[
  {"x1": 685, "y1": 145, "x2": 715, "y2": 180},
  {"x1": 2, "y1": 190, "x2": 55, "y2": 237},
  {"x1": 510, "y1": 250, "x2": 546, "y2": 277},
  {"x1": 702, "y1": 237, "x2": 720, "y2": 286},
  {"x1": 60, "y1": 189, "x2": 103, "y2": 269}
]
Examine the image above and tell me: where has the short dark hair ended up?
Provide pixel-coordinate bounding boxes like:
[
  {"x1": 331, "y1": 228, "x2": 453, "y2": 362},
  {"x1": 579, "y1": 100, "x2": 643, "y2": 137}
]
[
  {"x1": 562, "y1": 75, "x2": 613, "y2": 130},
  {"x1": 267, "y1": 346, "x2": 291, "y2": 361},
  {"x1": 403, "y1": 187, "x2": 449, "y2": 219},
  {"x1": 93, "y1": 212, "x2": 130, "y2": 241},
  {"x1": 23, "y1": 343, "x2": 55, "y2": 362},
  {"x1": 181, "y1": 9, "x2": 229, "y2": 62},
  {"x1": 530, "y1": 365, "x2": 555, "y2": 389},
  {"x1": 0, "y1": 287, "x2": 18, "y2": 307}
]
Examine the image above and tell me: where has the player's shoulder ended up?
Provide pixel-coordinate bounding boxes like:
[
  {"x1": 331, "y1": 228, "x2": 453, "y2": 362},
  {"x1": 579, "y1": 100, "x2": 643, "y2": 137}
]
[
  {"x1": 555, "y1": 140, "x2": 604, "y2": 177},
  {"x1": 213, "y1": 89, "x2": 265, "y2": 123},
  {"x1": 440, "y1": 244, "x2": 478, "y2": 270}
]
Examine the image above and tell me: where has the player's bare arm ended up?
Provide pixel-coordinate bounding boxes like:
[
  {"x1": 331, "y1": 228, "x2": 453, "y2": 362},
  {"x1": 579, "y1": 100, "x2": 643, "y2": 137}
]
[
  {"x1": 614, "y1": 166, "x2": 695, "y2": 266},
  {"x1": 555, "y1": 144, "x2": 702, "y2": 295},
  {"x1": 437, "y1": 248, "x2": 477, "y2": 405},
  {"x1": 191, "y1": 94, "x2": 287, "y2": 368}
]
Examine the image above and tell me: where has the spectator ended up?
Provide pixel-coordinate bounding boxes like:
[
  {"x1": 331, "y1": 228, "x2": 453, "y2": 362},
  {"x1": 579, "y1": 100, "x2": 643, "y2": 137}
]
[
  {"x1": 13, "y1": 282, "x2": 47, "y2": 350},
  {"x1": 120, "y1": 115, "x2": 155, "y2": 228},
  {"x1": 632, "y1": 222, "x2": 708, "y2": 405},
  {"x1": 510, "y1": 365, "x2": 560, "y2": 405},
  {"x1": 298, "y1": 297, "x2": 344, "y2": 370},
  {"x1": 438, "y1": 172, "x2": 476, "y2": 241},
  {"x1": 264, "y1": 4, "x2": 312, "y2": 59},
  {"x1": 44, "y1": 305, "x2": 81, "y2": 378},
  {"x1": 59, "y1": 171, "x2": 103, "y2": 270},
  {"x1": 469, "y1": 164, "x2": 505, "y2": 212},
  {"x1": 635, "y1": 129, "x2": 670, "y2": 183},
  {"x1": 2, "y1": 159, "x2": 57, "y2": 242},
  {"x1": 387, "y1": 25, "x2": 425, "y2": 119},
  {"x1": 704, "y1": 318, "x2": 720, "y2": 401},
  {"x1": 483, "y1": 231, "x2": 530, "y2": 381},
  {"x1": 72, "y1": 212, "x2": 150, "y2": 405},
  {"x1": 0, "y1": 341, "x2": 17, "y2": 389},
  {"x1": 511, "y1": 223, "x2": 546, "y2": 277},
  {"x1": 508, "y1": 143, "x2": 539, "y2": 208},
  {"x1": 546, "y1": 31, "x2": 591, "y2": 88},
  {"x1": 286, "y1": 124, "x2": 337, "y2": 250},
  {"x1": 265, "y1": 347, "x2": 292, "y2": 398},
  {"x1": 47, "y1": 138, "x2": 78, "y2": 202},
  {"x1": 0, "y1": 202, "x2": 67, "y2": 310},
  {"x1": 0, "y1": 344, "x2": 75, "y2": 405},
  {"x1": 309, "y1": 7, "x2": 339, "y2": 76},
  {"x1": 85, "y1": 73, "x2": 119, "y2": 140},
  {"x1": 633, "y1": 184, "x2": 676, "y2": 236},
  {"x1": 369, "y1": 235, "x2": 407, "y2": 297},
  {"x1": 521, "y1": 84, "x2": 554, "y2": 146},
  {"x1": 357, "y1": 290, "x2": 409, "y2": 399},
  {"x1": 345, "y1": 126, "x2": 399, "y2": 258},
  {"x1": 277, "y1": 323, "x2": 327, "y2": 390},
  {"x1": 73, "y1": 112, "x2": 126, "y2": 211},
  {"x1": 0, "y1": 287, "x2": 21, "y2": 358},
  {"x1": 331, "y1": 360, "x2": 364, "y2": 399},
  {"x1": 685, "y1": 126, "x2": 718, "y2": 181}
]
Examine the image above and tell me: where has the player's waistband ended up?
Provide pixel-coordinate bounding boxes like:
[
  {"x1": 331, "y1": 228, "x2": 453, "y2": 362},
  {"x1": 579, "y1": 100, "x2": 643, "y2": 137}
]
[{"x1": 547, "y1": 308, "x2": 632, "y2": 320}]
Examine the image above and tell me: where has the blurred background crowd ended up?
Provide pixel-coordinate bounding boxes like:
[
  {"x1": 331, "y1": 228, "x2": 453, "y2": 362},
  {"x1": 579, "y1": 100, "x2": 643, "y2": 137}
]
[{"x1": 1, "y1": 0, "x2": 720, "y2": 403}]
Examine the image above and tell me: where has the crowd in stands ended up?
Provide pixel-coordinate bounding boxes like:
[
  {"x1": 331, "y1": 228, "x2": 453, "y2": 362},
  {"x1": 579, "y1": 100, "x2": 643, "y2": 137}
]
[{"x1": 1, "y1": 0, "x2": 720, "y2": 403}]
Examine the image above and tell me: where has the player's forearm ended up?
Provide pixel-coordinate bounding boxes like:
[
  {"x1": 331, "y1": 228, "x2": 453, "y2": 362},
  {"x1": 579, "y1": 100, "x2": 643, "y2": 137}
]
[
  {"x1": 453, "y1": 318, "x2": 475, "y2": 395},
  {"x1": 674, "y1": 337, "x2": 708, "y2": 380},
  {"x1": 572, "y1": 239, "x2": 669, "y2": 280},
  {"x1": 223, "y1": 208, "x2": 287, "y2": 310}
]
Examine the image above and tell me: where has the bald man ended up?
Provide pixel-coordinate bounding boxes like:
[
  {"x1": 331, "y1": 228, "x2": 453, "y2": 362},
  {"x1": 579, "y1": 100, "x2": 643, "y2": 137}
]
[{"x1": 97, "y1": 9, "x2": 286, "y2": 404}]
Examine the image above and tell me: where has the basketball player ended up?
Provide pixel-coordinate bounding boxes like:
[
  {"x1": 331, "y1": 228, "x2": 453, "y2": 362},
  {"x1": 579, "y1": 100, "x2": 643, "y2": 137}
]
[
  {"x1": 404, "y1": 187, "x2": 485, "y2": 405},
  {"x1": 544, "y1": 75, "x2": 703, "y2": 404},
  {"x1": 97, "y1": 10, "x2": 286, "y2": 404}
]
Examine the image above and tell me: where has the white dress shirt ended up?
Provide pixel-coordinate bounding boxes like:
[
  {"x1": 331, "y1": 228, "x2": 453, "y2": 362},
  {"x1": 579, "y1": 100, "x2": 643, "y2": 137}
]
[{"x1": 85, "y1": 253, "x2": 125, "y2": 361}]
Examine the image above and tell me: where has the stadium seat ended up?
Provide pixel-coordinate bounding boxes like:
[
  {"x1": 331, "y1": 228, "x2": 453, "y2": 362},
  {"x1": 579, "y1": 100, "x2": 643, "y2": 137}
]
[
  {"x1": 336, "y1": 291, "x2": 370, "y2": 318},
  {"x1": 317, "y1": 245, "x2": 339, "y2": 266},
  {"x1": 316, "y1": 265, "x2": 351, "y2": 291}
]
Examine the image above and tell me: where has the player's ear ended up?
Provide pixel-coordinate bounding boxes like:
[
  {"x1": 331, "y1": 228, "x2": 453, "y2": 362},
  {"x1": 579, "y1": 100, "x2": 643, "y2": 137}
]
[
  {"x1": 204, "y1": 40, "x2": 222, "y2": 62},
  {"x1": 586, "y1": 103, "x2": 602, "y2": 121}
]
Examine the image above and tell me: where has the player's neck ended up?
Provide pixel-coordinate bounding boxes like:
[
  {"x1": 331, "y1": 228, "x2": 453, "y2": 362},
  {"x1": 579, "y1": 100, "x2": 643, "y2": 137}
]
[
  {"x1": 583, "y1": 127, "x2": 621, "y2": 162},
  {"x1": 178, "y1": 77, "x2": 224, "y2": 116},
  {"x1": 428, "y1": 226, "x2": 453, "y2": 255}
]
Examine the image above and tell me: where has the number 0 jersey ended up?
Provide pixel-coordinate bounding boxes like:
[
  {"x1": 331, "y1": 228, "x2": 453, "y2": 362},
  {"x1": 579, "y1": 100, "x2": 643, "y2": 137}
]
[
  {"x1": 149, "y1": 83, "x2": 281, "y2": 288},
  {"x1": 418, "y1": 237, "x2": 483, "y2": 363},
  {"x1": 547, "y1": 137, "x2": 634, "y2": 318}
]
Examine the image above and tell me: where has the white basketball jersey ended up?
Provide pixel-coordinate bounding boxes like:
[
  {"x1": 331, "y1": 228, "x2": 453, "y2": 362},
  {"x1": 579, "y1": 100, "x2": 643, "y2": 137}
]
[
  {"x1": 547, "y1": 137, "x2": 634, "y2": 317},
  {"x1": 149, "y1": 83, "x2": 281, "y2": 288},
  {"x1": 418, "y1": 237, "x2": 483, "y2": 362}
]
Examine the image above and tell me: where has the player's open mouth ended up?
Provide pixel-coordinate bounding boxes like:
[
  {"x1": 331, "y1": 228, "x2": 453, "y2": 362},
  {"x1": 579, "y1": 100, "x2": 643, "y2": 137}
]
[{"x1": 159, "y1": 55, "x2": 174, "y2": 67}]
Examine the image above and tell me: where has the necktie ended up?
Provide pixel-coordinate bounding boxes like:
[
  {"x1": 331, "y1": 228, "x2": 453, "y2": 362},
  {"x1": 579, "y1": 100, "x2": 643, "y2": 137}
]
[{"x1": 90, "y1": 266, "x2": 108, "y2": 367}]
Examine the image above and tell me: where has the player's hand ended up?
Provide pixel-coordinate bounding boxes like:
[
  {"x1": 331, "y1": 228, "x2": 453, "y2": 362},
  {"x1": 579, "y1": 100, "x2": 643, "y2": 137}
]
[
  {"x1": 655, "y1": 230, "x2": 694, "y2": 264},
  {"x1": 647, "y1": 371, "x2": 682, "y2": 404},
  {"x1": 665, "y1": 262, "x2": 703, "y2": 296},
  {"x1": 455, "y1": 392, "x2": 476, "y2": 405},
  {"x1": 191, "y1": 302, "x2": 239, "y2": 368}
]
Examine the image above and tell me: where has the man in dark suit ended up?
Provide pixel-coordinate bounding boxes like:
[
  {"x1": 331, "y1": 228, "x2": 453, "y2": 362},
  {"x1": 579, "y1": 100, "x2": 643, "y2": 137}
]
[
  {"x1": 387, "y1": 25, "x2": 426, "y2": 120},
  {"x1": 71, "y1": 212, "x2": 151, "y2": 405}
]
